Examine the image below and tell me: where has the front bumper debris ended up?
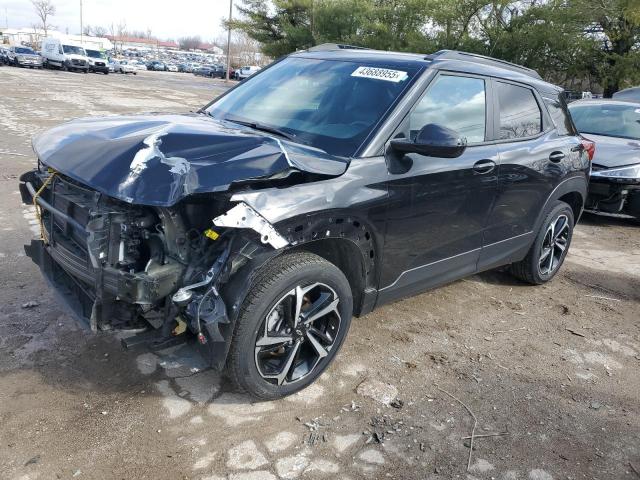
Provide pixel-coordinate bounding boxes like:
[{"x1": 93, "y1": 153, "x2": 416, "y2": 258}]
[
  {"x1": 20, "y1": 170, "x2": 185, "y2": 331},
  {"x1": 587, "y1": 179, "x2": 640, "y2": 217}
]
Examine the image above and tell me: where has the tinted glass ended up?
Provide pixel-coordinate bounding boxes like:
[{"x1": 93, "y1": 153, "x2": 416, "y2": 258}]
[
  {"x1": 569, "y1": 103, "x2": 640, "y2": 140},
  {"x1": 15, "y1": 47, "x2": 35, "y2": 54},
  {"x1": 544, "y1": 96, "x2": 574, "y2": 136},
  {"x1": 409, "y1": 75, "x2": 486, "y2": 143},
  {"x1": 206, "y1": 57, "x2": 418, "y2": 156},
  {"x1": 497, "y1": 82, "x2": 542, "y2": 139}
]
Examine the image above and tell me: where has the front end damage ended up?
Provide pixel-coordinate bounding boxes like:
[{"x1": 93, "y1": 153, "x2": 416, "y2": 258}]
[
  {"x1": 20, "y1": 166, "x2": 289, "y2": 368},
  {"x1": 587, "y1": 165, "x2": 640, "y2": 218},
  {"x1": 19, "y1": 112, "x2": 352, "y2": 368}
]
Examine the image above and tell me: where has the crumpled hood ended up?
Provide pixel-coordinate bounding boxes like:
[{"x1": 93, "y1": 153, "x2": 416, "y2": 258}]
[
  {"x1": 33, "y1": 113, "x2": 348, "y2": 206},
  {"x1": 587, "y1": 133, "x2": 640, "y2": 168}
]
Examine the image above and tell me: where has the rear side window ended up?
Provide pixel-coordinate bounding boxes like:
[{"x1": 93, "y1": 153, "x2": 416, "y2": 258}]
[
  {"x1": 544, "y1": 96, "x2": 575, "y2": 136},
  {"x1": 408, "y1": 75, "x2": 486, "y2": 143},
  {"x1": 497, "y1": 82, "x2": 542, "y2": 139}
]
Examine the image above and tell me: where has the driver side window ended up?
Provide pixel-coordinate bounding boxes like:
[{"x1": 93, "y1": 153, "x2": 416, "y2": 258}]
[{"x1": 408, "y1": 75, "x2": 487, "y2": 144}]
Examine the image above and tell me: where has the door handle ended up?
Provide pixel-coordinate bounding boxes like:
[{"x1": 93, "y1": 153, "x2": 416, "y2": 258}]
[
  {"x1": 472, "y1": 159, "x2": 496, "y2": 174},
  {"x1": 549, "y1": 151, "x2": 565, "y2": 163}
]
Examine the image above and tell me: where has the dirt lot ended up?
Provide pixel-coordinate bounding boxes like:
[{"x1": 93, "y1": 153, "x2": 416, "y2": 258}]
[{"x1": 0, "y1": 66, "x2": 639, "y2": 480}]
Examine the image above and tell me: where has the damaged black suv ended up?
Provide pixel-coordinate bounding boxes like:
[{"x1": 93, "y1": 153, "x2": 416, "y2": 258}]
[{"x1": 20, "y1": 45, "x2": 592, "y2": 399}]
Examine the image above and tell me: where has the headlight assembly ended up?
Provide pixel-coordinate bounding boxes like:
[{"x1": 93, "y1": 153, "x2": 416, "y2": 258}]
[{"x1": 591, "y1": 163, "x2": 640, "y2": 181}]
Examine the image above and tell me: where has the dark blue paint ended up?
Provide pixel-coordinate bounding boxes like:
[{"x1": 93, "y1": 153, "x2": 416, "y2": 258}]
[{"x1": 33, "y1": 113, "x2": 348, "y2": 206}]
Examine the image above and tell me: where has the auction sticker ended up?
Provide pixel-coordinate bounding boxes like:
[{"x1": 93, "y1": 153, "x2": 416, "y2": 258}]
[{"x1": 351, "y1": 66, "x2": 408, "y2": 83}]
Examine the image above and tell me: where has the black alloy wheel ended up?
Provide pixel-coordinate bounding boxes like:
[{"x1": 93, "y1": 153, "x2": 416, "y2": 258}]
[
  {"x1": 510, "y1": 200, "x2": 575, "y2": 284},
  {"x1": 254, "y1": 282, "x2": 342, "y2": 386},
  {"x1": 226, "y1": 252, "x2": 353, "y2": 399}
]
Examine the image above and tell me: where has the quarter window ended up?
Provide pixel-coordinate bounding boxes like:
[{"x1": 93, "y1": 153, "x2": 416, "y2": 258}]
[
  {"x1": 409, "y1": 75, "x2": 486, "y2": 144},
  {"x1": 543, "y1": 96, "x2": 574, "y2": 136},
  {"x1": 497, "y1": 82, "x2": 542, "y2": 139}
]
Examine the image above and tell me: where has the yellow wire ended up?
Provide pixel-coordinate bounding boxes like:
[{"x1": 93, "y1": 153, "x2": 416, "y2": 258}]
[{"x1": 33, "y1": 170, "x2": 58, "y2": 244}]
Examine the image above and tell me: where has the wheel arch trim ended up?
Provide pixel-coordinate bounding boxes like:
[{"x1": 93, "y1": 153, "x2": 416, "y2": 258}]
[{"x1": 533, "y1": 175, "x2": 587, "y2": 233}]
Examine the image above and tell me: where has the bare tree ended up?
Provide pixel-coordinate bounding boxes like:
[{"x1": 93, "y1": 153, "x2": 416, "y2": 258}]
[
  {"x1": 115, "y1": 20, "x2": 127, "y2": 53},
  {"x1": 178, "y1": 35, "x2": 202, "y2": 51},
  {"x1": 93, "y1": 26, "x2": 107, "y2": 37},
  {"x1": 31, "y1": 0, "x2": 55, "y2": 37},
  {"x1": 116, "y1": 20, "x2": 127, "y2": 38},
  {"x1": 83, "y1": 24, "x2": 93, "y2": 36}
]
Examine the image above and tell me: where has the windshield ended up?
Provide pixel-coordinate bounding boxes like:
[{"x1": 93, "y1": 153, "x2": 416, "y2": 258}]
[
  {"x1": 63, "y1": 45, "x2": 86, "y2": 55},
  {"x1": 15, "y1": 47, "x2": 35, "y2": 54},
  {"x1": 569, "y1": 103, "x2": 640, "y2": 140},
  {"x1": 205, "y1": 57, "x2": 419, "y2": 156},
  {"x1": 85, "y1": 49, "x2": 106, "y2": 59}
]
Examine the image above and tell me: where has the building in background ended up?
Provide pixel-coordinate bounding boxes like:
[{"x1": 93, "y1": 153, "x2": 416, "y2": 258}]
[{"x1": 1, "y1": 28, "x2": 112, "y2": 51}]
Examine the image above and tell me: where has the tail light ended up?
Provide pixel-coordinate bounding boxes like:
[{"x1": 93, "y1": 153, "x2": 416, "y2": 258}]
[{"x1": 580, "y1": 136, "x2": 595, "y2": 161}]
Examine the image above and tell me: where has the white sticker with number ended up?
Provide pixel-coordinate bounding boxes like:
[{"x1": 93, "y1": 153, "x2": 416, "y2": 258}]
[{"x1": 351, "y1": 66, "x2": 408, "y2": 83}]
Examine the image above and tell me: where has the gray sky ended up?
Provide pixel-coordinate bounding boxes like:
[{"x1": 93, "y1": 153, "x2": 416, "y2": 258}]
[{"x1": 1, "y1": 0, "x2": 232, "y2": 41}]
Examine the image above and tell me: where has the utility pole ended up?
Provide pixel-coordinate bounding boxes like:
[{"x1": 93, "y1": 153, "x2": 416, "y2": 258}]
[
  {"x1": 225, "y1": 0, "x2": 232, "y2": 82},
  {"x1": 80, "y1": 0, "x2": 83, "y2": 43}
]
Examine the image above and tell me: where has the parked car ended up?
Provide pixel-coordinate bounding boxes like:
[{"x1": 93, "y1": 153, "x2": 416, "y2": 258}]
[
  {"x1": 0, "y1": 46, "x2": 9, "y2": 65},
  {"x1": 193, "y1": 64, "x2": 218, "y2": 77},
  {"x1": 109, "y1": 59, "x2": 136, "y2": 74},
  {"x1": 234, "y1": 65, "x2": 261, "y2": 80},
  {"x1": 612, "y1": 86, "x2": 640, "y2": 103},
  {"x1": 7, "y1": 45, "x2": 43, "y2": 68},
  {"x1": 85, "y1": 48, "x2": 109, "y2": 74},
  {"x1": 41, "y1": 37, "x2": 89, "y2": 72},
  {"x1": 118, "y1": 60, "x2": 137, "y2": 75},
  {"x1": 207, "y1": 64, "x2": 235, "y2": 79},
  {"x1": 178, "y1": 63, "x2": 192, "y2": 73},
  {"x1": 147, "y1": 61, "x2": 167, "y2": 71},
  {"x1": 209, "y1": 64, "x2": 230, "y2": 79},
  {"x1": 166, "y1": 63, "x2": 179, "y2": 72},
  {"x1": 130, "y1": 60, "x2": 147, "y2": 71},
  {"x1": 19, "y1": 46, "x2": 593, "y2": 399},
  {"x1": 568, "y1": 99, "x2": 639, "y2": 218}
]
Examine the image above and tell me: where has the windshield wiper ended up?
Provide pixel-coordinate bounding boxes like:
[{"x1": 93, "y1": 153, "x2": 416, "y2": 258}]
[{"x1": 224, "y1": 117, "x2": 297, "y2": 142}]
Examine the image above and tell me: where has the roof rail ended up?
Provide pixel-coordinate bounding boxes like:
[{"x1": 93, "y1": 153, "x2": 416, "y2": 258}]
[
  {"x1": 307, "y1": 43, "x2": 370, "y2": 52},
  {"x1": 431, "y1": 50, "x2": 542, "y2": 80}
]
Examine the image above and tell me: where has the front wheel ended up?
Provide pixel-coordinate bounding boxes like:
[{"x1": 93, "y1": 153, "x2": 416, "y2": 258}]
[
  {"x1": 510, "y1": 200, "x2": 575, "y2": 284},
  {"x1": 226, "y1": 252, "x2": 353, "y2": 400}
]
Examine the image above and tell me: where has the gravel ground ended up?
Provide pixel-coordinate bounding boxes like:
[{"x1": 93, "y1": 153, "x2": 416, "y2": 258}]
[{"x1": 0, "y1": 66, "x2": 639, "y2": 480}]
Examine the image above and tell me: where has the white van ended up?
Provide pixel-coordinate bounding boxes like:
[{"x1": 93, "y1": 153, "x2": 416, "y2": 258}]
[{"x1": 41, "y1": 37, "x2": 89, "y2": 72}]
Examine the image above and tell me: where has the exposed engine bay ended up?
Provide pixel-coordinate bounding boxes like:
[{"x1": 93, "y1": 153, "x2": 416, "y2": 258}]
[{"x1": 19, "y1": 164, "x2": 289, "y2": 366}]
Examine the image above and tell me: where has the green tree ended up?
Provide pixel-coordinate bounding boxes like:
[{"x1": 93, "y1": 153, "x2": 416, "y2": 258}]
[
  {"x1": 574, "y1": 0, "x2": 640, "y2": 96},
  {"x1": 230, "y1": 0, "x2": 640, "y2": 95},
  {"x1": 230, "y1": 0, "x2": 316, "y2": 58}
]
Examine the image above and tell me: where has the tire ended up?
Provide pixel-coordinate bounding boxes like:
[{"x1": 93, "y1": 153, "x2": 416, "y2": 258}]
[
  {"x1": 510, "y1": 200, "x2": 574, "y2": 284},
  {"x1": 226, "y1": 251, "x2": 353, "y2": 400}
]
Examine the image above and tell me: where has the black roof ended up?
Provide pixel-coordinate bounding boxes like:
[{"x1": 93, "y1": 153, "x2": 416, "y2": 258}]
[{"x1": 294, "y1": 44, "x2": 558, "y2": 92}]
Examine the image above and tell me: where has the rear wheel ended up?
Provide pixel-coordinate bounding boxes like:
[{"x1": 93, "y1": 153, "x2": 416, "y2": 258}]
[
  {"x1": 510, "y1": 200, "x2": 574, "y2": 284},
  {"x1": 226, "y1": 252, "x2": 353, "y2": 400}
]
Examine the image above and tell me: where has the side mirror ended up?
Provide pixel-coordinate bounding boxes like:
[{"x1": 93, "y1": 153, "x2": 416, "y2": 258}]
[{"x1": 390, "y1": 124, "x2": 467, "y2": 158}]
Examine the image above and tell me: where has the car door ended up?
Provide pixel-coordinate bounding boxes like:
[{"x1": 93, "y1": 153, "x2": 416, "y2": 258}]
[
  {"x1": 478, "y1": 80, "x2": 582, "y2": 270},
  {"x1": 377, "y1": 72, "x2": 499, "y2": 303}
]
